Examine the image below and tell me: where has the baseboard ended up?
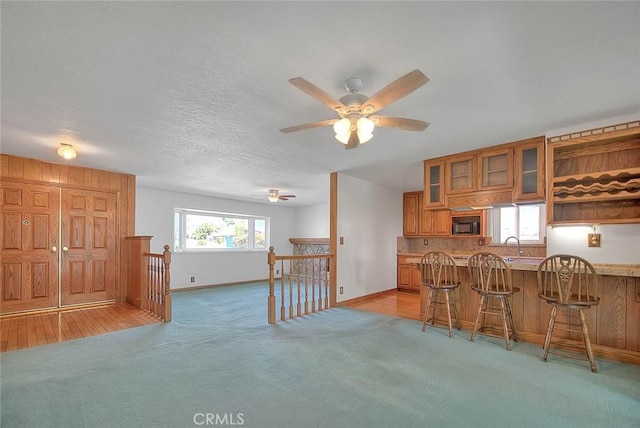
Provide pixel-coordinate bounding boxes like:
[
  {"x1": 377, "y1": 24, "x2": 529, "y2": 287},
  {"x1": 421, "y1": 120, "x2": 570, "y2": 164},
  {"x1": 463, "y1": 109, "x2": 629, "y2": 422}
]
[
  {"x1": 335, "y1": 288, "x2": 398, "y2": 306},
  {"x1": 172, "y1": 278, "x2": 270, "y2": 292}
]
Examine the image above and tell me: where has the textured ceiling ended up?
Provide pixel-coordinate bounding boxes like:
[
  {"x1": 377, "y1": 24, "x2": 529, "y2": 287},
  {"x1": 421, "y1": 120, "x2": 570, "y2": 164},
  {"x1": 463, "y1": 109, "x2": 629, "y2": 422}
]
[{"x1": 2, "y1": 2, "x2": 639, "y2": 206}]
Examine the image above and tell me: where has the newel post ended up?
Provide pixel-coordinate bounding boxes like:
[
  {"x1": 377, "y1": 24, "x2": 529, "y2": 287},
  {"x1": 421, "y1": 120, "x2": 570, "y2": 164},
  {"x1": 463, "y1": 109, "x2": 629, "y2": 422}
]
[
  {"x1": 268, "y1": 246, "x2": 276, "y2": 324},
  {"x1": 162, "y1": 244, "x2": 172, "y2": 322}
]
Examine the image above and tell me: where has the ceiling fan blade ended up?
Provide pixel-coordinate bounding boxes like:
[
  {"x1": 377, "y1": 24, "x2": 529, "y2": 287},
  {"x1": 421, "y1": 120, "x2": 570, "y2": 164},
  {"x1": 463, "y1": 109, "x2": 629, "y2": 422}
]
[
  {"x1": 370, "y1": 116, "x2": 430, "y2": 131},
  {"x1": 278, "y1": 194, "x2": 296, "y2": 198},
  {"x1": 288, "y1": 77, "x2": 348, "y2": 115},
  {"x1": 345, "y1": 128, "x2": 359, "y2": 150},
  {"x1": 361, "y1": 70, "x2": 430, "y2": 116},
  {"x1": 279, "y1": 118, "x2": 338, "y2": 133}
]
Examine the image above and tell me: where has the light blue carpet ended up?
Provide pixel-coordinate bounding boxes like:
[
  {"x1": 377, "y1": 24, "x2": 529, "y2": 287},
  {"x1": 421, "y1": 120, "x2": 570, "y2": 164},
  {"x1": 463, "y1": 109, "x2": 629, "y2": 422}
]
[{"x1": 1, "y1": 282, "x2": 639, "y2": 427}]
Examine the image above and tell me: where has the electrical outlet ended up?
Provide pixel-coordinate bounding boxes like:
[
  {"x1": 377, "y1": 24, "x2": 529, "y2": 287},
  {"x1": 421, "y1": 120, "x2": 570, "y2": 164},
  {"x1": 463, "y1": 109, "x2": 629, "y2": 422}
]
[
  {"x1": 588, "y1": 233, "x2": 601, "y2": 247},
  {"x1": 276, "y1": 269, "x2": 279, "y2": 275},
  {"x1": 477, "y1": 238, "x2": 486, "y2": 246},
  {"x1": 423, "y1": 239, "x2": 428, "y2": 245},
  {"x1": 340, "y1": 286, "x2": 344, "y2": 294},
  {"x1": 190, "y1": 276, "x2": 195, "y2": 283}
]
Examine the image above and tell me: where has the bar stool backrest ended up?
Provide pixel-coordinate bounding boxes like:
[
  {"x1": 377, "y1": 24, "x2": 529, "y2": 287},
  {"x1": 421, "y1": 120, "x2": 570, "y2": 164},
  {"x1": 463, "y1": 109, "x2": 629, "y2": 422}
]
[
  {"x1": 467, "y1": 252, "x2": 513, "y2": 293},
  {"x1": 419, "y1": 251, "x2": 458, "y2": 287},
  {"x1": 537, "y1": 254, "x2": 598, "y2": 304}
]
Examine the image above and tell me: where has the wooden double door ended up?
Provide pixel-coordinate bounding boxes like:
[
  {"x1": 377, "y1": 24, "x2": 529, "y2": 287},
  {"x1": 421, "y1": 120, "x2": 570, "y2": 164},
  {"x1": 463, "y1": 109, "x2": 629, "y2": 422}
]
[{"x1": 1, "y1": 182, "x2": 116, "y2": 314}]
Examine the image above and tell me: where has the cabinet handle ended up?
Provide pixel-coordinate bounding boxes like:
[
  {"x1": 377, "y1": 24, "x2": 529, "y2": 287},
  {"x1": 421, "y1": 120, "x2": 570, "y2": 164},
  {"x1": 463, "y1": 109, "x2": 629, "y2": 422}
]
[
  {"x1": 51, "y1": 246, "x2": 57, "y2": 254},
  {"x1": 62, "y1": 246, "x2": 69, "y2": 254}
]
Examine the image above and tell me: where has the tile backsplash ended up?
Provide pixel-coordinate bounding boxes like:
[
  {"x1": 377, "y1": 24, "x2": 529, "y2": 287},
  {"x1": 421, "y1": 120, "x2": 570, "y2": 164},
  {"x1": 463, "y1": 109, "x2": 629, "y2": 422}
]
[{"x1": 398, "y1": 236, "x2": 546, "y2": 258}]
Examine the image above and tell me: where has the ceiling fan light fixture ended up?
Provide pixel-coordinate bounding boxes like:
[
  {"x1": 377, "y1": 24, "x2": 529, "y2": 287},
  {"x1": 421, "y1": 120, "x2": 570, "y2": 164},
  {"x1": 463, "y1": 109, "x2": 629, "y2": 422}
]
[
  {"x1": 356, "y1": 117, "x2": 374, "y2": 144},
  {"x1": 57, "y1": 143, "x2": 77, "y2": 160},
  {"x1": 267, "y1": 195, "x2": 279, "y2": 203},
  {"x1": 333, "y1": 118, "x2": 351, "y2": 144}
]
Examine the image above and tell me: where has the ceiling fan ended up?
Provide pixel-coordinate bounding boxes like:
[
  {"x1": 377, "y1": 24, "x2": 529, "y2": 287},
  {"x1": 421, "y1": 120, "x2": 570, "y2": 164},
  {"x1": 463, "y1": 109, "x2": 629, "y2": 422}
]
[
  {"x1": 253, "y1": 189, "x2": 296, "y2": 203},
  {"x1": 280, "y1": 69, "x2": 430, "y2": 149}
]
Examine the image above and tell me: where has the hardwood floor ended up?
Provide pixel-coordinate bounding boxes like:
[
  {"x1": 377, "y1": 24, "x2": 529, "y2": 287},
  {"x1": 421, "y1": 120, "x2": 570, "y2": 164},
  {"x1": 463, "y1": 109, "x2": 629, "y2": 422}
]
[
  {"x1": 345, "y1": 289, "x2": 422, "y2": 321},
  {"x1": 0, "y1": 303, "x2": 160, "y2": 353}
]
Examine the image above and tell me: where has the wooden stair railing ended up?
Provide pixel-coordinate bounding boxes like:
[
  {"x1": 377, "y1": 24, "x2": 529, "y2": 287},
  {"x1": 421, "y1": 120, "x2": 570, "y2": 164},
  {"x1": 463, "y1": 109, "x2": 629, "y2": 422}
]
[
  {"x1": 124, "y1": 237, "x2": 172, "y2": 322},
  {"x1": 143, "y1": 245, "x2": 172, "y2": 322},
  {"x1": 267, "y1": 246, "x2": 334, "y2": 324}
]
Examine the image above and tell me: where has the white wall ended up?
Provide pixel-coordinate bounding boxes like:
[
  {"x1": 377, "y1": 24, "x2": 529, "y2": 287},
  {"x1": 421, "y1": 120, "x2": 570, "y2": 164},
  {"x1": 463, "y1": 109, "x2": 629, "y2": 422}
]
[
  {"x1": 336, "y1": 173, "x2": 403, "y2": 302},
  {"x1": 136, "y1": 186, "x2": 296, "y2": 289},
  {"x1": 294, "y1": 203, "x2": 329, "y2": 238},
  {"x1": 547, "y1": 224, "x2": 640, "y2": 265}
]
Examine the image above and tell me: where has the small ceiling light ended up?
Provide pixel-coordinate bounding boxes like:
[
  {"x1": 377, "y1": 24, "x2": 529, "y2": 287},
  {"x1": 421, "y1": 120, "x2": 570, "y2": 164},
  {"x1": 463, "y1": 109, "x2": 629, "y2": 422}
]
[{"x1": 57, "y1": 144, "x2": 77, "y2": 160}]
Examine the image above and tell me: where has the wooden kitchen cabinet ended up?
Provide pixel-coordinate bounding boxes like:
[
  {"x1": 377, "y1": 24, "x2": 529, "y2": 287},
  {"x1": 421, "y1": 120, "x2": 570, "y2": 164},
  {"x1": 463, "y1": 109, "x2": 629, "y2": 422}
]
[
  {"x1": 403, "y1": 192, "x2": 420, "y2": 236},
  {"x1": 514, "y1": 136, "x2": 545, "y2": 202},
  {"x1": 445, "y1": 154, "x2": 476, "y2": 194},
  {"x1": 547, "y1": 120, "x2": 640, "y2": 224},
  {"x1": 405, "y1": 191, "x2": 451, "y2": 236},
  {"x1": 431, "y1": 209, "x2": 451, "y2": 235},
  {"x1": 397, "y1": 255, "x2": 422, "y2": 291},
  {"x1": 477, "y1": 147, "x2": 513, "y2": 191},
  {"x1": 423, "y1": 160, "x2": 445, "y2": 208}
]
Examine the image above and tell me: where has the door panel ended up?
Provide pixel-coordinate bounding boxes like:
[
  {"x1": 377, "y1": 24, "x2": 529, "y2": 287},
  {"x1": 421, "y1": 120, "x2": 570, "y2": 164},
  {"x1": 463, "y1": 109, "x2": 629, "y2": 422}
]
[
  {"x1": 60, "y1": 189, "x2": 116, "y2": 306},
  {"x1": 1, "y1": 182, "x2": 59, "y2": 314}
]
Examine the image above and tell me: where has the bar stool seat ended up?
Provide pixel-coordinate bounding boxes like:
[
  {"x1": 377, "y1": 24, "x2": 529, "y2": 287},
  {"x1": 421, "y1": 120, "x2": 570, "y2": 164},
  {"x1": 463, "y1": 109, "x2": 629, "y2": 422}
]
[
  {"x1": 537, "y1": 254, "x2": 599, "y2": 372},
  {"x1": 419, "y1": 251, "x2": 461, "y2": 338}
]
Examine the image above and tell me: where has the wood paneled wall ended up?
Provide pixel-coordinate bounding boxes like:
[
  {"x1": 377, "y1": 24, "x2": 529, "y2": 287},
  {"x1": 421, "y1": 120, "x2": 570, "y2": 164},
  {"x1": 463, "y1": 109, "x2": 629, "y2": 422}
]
[{"x1": 1, "y1": 154, "x2": 136, "y2": 302}]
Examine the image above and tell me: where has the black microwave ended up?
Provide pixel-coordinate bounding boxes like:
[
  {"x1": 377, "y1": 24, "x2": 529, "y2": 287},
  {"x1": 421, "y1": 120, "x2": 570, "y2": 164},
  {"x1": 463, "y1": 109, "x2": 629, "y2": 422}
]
[{"x1": 452, "y1": 219, "x2": 480, "y2": 235}]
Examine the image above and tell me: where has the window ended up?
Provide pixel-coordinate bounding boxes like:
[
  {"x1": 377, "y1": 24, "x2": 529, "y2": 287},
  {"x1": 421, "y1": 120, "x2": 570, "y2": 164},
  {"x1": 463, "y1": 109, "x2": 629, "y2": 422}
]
[
  {"x1": 173, "y1": 208, "x2": 269, "y2": 252},
  {"x1": 487, "y1": 204, "x2": 546, "y2": 244}
]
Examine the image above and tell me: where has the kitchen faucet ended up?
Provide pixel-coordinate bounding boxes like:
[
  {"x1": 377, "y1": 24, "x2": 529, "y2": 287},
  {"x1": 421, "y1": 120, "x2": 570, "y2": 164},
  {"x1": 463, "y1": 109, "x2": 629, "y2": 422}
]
[{"x1": 504, "y1": 236, "x2": 522, "y2": 257}]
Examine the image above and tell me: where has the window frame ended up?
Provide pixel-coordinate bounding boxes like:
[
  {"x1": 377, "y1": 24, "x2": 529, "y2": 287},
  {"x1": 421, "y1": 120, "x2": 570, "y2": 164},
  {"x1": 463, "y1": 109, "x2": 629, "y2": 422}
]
[
  {"x1": 173, "y1": 207, "x2": 270, "y2": 253},
  {"x1": 488, "y1": 204, "x2": 546, "y2": 245}
]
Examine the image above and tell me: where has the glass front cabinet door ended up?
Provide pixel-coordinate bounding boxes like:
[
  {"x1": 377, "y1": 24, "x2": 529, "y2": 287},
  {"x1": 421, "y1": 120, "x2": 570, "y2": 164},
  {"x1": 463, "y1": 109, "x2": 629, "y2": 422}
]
[{"x1": 514, "y1": 137, "x2": 545, "y2": 202}]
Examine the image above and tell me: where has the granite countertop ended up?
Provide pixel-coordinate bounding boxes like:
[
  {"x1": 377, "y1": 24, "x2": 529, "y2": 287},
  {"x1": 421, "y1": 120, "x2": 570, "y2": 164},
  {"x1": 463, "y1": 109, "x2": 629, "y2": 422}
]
[{"x1": 399, "y1": 253, "x2": 640, "y2": 277}]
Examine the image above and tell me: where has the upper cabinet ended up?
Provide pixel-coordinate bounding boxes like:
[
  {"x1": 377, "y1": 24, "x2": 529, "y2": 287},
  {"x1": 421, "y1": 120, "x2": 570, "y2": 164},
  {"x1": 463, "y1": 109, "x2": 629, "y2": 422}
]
[
  {"x1": 403, "y1": 191, "x2": 451, "y2": 237},
  {"x1": 445, "y1": 154, "x2": 476, "y2": 194},
  {"x1": 430, "y1": 136, "x2": 545, "y2": 209},
  {"x1": 477, "y1": 147, "x2": 513, "y2": 191},
  {"x1": 423, "y1": 160, "x2": 445, "y2": 208},
  {"x1": 547, "y1": 121, "x2": 640, "y2": 225},
  {"x1": 514, "y1": 137, "x2": 545, "y2": 202},
  {"x1": 403, "y1": 192, "x2": 420, "y2": 236}
]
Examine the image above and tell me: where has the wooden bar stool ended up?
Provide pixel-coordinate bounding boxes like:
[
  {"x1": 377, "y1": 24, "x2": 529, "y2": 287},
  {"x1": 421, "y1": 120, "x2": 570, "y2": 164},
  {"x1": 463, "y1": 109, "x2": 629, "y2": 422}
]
[
  {"x1": 537, "y1": 254, "x2": 599, "y2": 372},
  {"x1": 467, "y1": 252, "x2": 519, "y2": 350},
  {"x1": 420, "y1": 251, "x2": 461, "y2": 337}
]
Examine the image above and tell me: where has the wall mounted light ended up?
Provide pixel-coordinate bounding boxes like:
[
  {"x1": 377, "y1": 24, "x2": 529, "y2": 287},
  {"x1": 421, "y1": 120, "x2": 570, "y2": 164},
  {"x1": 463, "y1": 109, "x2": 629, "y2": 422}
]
[{"x1": 57, "y1": 144, "x2": 77, "y2": 160}]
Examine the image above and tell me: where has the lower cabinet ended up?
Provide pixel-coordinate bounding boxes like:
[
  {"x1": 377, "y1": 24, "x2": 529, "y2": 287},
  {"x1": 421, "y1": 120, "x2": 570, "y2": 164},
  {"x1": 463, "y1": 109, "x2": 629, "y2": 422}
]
[{"x1": 397, "y1": 256, "x2": 422, "y2": 291}]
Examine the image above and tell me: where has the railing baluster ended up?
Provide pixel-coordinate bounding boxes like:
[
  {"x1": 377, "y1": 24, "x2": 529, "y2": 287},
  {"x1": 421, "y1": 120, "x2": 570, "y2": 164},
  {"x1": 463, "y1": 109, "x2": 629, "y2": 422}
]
[{"x1": 267, "y1": 247, "x2": 334, "y2": 324}]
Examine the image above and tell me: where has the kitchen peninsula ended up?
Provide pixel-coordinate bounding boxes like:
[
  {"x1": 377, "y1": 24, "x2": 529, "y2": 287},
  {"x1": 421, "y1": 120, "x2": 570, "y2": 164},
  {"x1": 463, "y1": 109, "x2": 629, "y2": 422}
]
[{"x1": 396, "y1": 118, "x2": 640, "y2": 365}]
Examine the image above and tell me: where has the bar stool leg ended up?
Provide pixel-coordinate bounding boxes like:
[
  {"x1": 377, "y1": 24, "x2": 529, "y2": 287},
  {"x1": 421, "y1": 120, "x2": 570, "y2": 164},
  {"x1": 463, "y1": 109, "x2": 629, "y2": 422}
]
[
  {"x1": 542, "y1": 305, "x2": 558, "y2": 362},
  {"x1": 471, "y1": 295, "x2": 486, "y2": 342},
  {"x1": 444, "y1": 291, "x2": 453, "y2": 338},
  {"x1": 422, "y1": 288, "x2": 434, "y2": 332},
  {"x1": 579, "y1": 308, "x2": 598, "y2": 373},
  {"x1": 431, "y1": 290, "x2": 440, "y2": 326},
  {"x1": 499, "y1": 298, "x2": 511, "y2": 351},
  {"x1": 504, "y1": 297, "x2": 517, "y2": 342},
  {"x1": 451, "y1": 291, "x2": 461, "y2": 330}
]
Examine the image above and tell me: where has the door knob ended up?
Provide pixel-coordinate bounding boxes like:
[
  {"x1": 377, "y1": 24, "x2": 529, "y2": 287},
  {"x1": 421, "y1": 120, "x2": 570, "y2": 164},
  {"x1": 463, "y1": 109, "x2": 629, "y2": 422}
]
[
  {"x1": 62, "y1": 246, "x2": 69, "y2": 254},
  {"x1": 51, "y1": 246, "x2": 57, "y2": 254}
]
